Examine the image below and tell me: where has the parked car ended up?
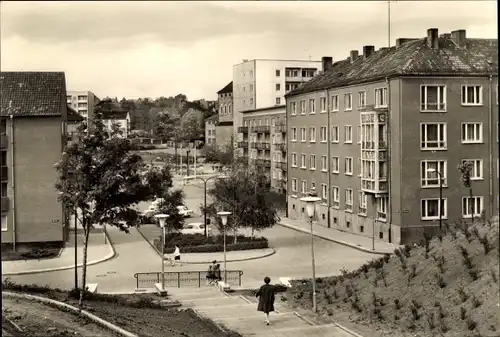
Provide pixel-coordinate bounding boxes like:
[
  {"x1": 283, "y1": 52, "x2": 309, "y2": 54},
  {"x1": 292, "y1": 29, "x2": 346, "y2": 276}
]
[
  {"x1": 180, "y1": 222, "x2": 211, "y2": 235},
  {"x1": 143, "y1": 202, "x2": 193, "y2": 218},
  {"x1": 177, "y1": 205, "x2": 193, "y2": 218}
]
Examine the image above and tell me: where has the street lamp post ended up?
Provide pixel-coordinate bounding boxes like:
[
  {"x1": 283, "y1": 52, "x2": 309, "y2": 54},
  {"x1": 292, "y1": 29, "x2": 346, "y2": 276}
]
[
  {"x1": 155, "y1": 214, "x2": 170, "y2": 291},
  {"x1": 427, "y1": 168, "x2": 443, "y2": 230},
  {"x1": 300, "y1": 193, "x2": 321, "y2": 313},
  {"x1": 217, "y1": 211, "x2": 231, "y2": 284}
]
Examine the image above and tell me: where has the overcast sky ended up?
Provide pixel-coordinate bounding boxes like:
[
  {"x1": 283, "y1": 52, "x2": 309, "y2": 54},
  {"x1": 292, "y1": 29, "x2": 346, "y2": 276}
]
[{"x1": 1, "y1": 1, "x2": 497, "y2": 100}]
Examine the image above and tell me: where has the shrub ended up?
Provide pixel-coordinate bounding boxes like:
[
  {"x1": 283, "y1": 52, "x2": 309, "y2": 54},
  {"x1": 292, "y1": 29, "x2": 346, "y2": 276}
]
[
  {"x1": 409, "y1": 264, "x2": 417, "y2": 279},
  {"x1": 383, "y1": 254, "x2": 390, "y2": 263},
  {"x1": 410, "y1": 302, "x2": 421, "y2": 321},
  {"x1": 440, "y1": 323, "x2": 450, "y2": 333},
  {"x1": 20, "y1": 248, "x2": 58, "y2": 259},
  {"x1": 471, "y1": 295, "x2": 482, "y2": 308},
  {"x1": 154, "y1": 234, "x2": 269, "y2": 253},
  {"x1": 403, "y1": 244, "x2": 412, "y2": 258},
  {"x1": 435, "y1": 273, "x2": 447, "y2": 288},
  {"x1": 466, "y1": 317, "x2": 477, "y2": 331},
  {"x1": 460, "y1": 306, "x2": 467, "y2": 320},
  {"x1": 393, "y1": 299, "x2": 402, "y2": 310},
  {"x1": 457, "y1": 286, "x2": 469, "y2": 303},
  {"x1": 491, "y1": 268, "x2": 498, "y2": 283},
  {"x1": 423, "y1": 232, "x2": 432, "y2": 254},
  {"x1": 426, "y1": 312, "x2": 436, "y2": 330},
  {"x1": 436, "y1": 255, "x2": 446, "y2": 274},
  {"x1": 479, "y1": 233, "x2": 491, "y2": 254},
  {"x1": 274, "y1": 284, "x2": 288, "y2": 293},
  {"x1": 458, "y1": 246, "x2": 473, "y2": 269}
]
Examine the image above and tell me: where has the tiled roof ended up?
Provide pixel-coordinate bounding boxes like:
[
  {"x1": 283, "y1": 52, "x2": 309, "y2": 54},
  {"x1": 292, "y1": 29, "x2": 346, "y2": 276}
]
[
  {"x1": 205, "y1": 114, "x2": 219, "y2": 122},
  {"x1": 217, "y1": 81, "x2": 233, "y2": 94},
  {"x1": 0, "y1": 72, "x2": 66, "y2": 117},
  {"x1": 67, "y1": 106, "x2": 84, "y2": 122},
  {"x1": 287, "y1": 35, "x2": 498, "y2": 97}
]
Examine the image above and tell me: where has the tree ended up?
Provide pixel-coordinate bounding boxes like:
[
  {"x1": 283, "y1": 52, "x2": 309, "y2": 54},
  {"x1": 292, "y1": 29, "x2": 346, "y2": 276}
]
[
  {"x1": 205, "y1": 165, "x2": 283, "y2": 242},
  {"x1": 457, "y1": 161, "x2": 474, "y2": 227},
  {"x1": 155, "y1": 112, "x2": 183, "y2": 170},
  {"x1": 55, "y1": 114, "x2": 176, "y2": 308},
  {"x1": 157, "y1": 189, "x2": 186, "y2": 241},
  {"x1": 181, "y1": 114, "x2": 204, "y2": 142},
  {"x1": 201, "y1": 137, "x2": 247, "y2": 170}
]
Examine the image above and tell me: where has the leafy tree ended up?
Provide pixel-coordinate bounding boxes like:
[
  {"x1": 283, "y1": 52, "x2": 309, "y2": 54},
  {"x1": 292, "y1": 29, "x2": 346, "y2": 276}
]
[
  {"x1": 457, "y1": 161, "x2": 474, "y2": 227},
  {"x1": 156, "y1": 189, "x2": 186, "y2": 242},
  {"x1": 55, "y1": 114, "x2": 176, "y2": 308},
  {"x1": 205, "y1": 165, "x2": 283, "y2": 242},
  {"x1": 155, "y1": 112, "x2": 183, "y2": 170}
]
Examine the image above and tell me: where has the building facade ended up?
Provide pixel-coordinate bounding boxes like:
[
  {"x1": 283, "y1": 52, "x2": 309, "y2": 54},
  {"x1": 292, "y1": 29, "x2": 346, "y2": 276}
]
[
  {"x1": 66, "y1": 90, "x2": 100, "y2": 122},
  {"x1": 286, "y1": 28, "x2": 498, "y2": 245},
  {"x1": 216, "y1": 81, "x2": 234, "y2": 148},
  {"x1": 205, "y1": 114, "x2": 218, "y2": 146},
  {"x1": 95, "y1": 99, "x2": 130, "y2": 138},
  {"x1": 232, "y1": 59, "x2": 322, "y2": 149},
  {"x1": 66, "y1": 106, "x2": 84, "y2": 139},
  {"x1": 1, "y1": 72, "x2": 70, "y2": 248},
  {"x1": 239, "y1": 106, "x2": 287, "y2": 193}
]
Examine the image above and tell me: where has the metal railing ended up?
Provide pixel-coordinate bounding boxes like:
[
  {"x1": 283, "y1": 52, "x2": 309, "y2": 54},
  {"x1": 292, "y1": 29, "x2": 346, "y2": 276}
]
[{"x1": 134, "y1": 270, "x2": 244, "y2": 289}]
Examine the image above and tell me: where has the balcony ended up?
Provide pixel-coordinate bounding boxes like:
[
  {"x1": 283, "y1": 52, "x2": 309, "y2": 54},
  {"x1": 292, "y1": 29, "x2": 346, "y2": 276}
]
[
  {"x1": 332, "y1": 201, "x2": 340, "y2": 208},
  {"x1": 251, "y1": 142, "x2": 271, "y2": 150},
  {"x1": 0, "y1": 134, "x2": 7, "y2": 149},
  {"x1": 1, "y1": 197, "x2": 9, "y2": 211},
  {"x1": 252, "y1": 126, "x2": 271, "y2": 134},
  {"x1": 280, "y1": 162, "x2": 287, "y2": 170},
  {"x1": 274, "y1": 125, "x2": 286, "y2": 133},
  {"x1": 274, "y1": 161, "x2": 282, "y2": 169},
  {"x1": 237, "y1": 141, "x2": 248, "y2": 148},
  {"x1": 237, "y1": 126, "x2": 249, "y2": 134},
  {"x1": 255, "y1": 158, "x2": 272, "y2": 168},
  {"x1": 1, "y1": 166, "x2": 7, "y2": 181}
]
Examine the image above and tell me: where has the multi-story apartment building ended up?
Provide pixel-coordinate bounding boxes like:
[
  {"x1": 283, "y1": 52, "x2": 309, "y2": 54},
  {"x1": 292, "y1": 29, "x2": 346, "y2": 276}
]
[
  {"x1": 239, "y1": 106, "x2": 287, "y2": 192},
  {"x1": 286, "y1": 28, "x2": 498, "y2": 245},
  {"x1": 205, "y1": 114, "x2": 218, "y2": 146},
  {"x1": 216, "y1": 81, "x2": 234, "y2": 148},
  {"x1": 233, "y1": 59, "x2": 322, "y2": 151},
  {"x1": 66, "y1": 90, "x2": 100, "y2": 122},
  {"x1": 96, "y1": 99, "x2": 131, "y2": 138},
  {"x1": 1, "y1": 72, "x2": 70, "y2": 249}
]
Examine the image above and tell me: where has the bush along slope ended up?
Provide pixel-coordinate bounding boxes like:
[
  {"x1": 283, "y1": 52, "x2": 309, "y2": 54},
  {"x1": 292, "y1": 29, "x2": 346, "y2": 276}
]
[{"x1": 285, "y1": 220, "x2": 500, "y2": 337}]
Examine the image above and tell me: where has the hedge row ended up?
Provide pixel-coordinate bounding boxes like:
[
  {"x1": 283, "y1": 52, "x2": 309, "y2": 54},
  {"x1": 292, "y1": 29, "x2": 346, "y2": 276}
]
[{"x1": 153, "y1": 236, "x2": 269, "y2": 253}]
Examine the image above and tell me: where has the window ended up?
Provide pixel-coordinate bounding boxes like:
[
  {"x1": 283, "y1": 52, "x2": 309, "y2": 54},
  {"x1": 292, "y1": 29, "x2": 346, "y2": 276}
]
[
  {"x1": 421, "y1": 123, "x2": 447, "y2": 150},
  {"x1": 310, "y1": 155, "x2": 316, "y2": 170},
  {"x1": 421, "y1": 160, "x2": 447, "y2": 187},
  {"x1": 276, "y1": 83, "x2": 281, "y2": 91},
  {"x1": 290, "y1": 127, "x2": 297, "y2": 141},
  {"x1": 332, "y1": 186, "x2": 340, "y2": 208},
  {"x1": 345, "y1": 189, "x2": 353, "y2": 211},
  {"x1": 309, "y1": 127, "x2": 316, "y2": 142},
  {"x1": 320, "y1": 127, "x2": 327, "y2": 142},
  {"x1": 461, "y1": 123, "x2": 483, "y2": 143},
  {"x1": 321, "y1": 155, "x2": 327, "y2": 172},
  {"x1": 330, "y1": 95, "x2": 339, "y2": 112},
  {"x1": 332, "y1": 156, "x2": 339, "y2": 173},
  {"x1": 357, "y1": 125, "x2": 362, "y2": 143},
  {"x1": 300, "y1": 100, "x2": 306, "y2": 114},
  {"x1": 320, "y1": 97, "x2": 326, "y2": 112},
  {"x1": 276, "y1": 97, "x2": 281, "y2": 105},
  {"x1": 300, "y1": 128, "x2": 306, "y2": 142},
  {"x1": 249, "y1": 84, "x2": 254, "y2": 91},
  {"x1": 358, "y1": 91, "x2": 366, "y2": 109},
  {"x1": 421, "y1": 85, "x2": 446, "y2": 111},
  {"x1": 300, "y1": 154, "x2": 306, "y2": 168},
  {"x1": 290, "y1": 102, "x2": 297, "y2": 115},
  {"x1": 331, "y1": 126, "x2": 339, "y2": 143},
  {"x1": 250, "y1": 98, "x2": 254, "y2": 105},
  {"x1": 291, "y1": 153, "x2": 297, "y2": 167},
  {"x1": 461, "y1": 85, "x2": 482, "y2": 105},
  {"x1": 309, "y1": 99, "x2": 316, "y2": 114},
  {"x1": 321, "y1": 184, "x2": 327, "y2": 201},
  {"x1": 345, "y1": 157, "x2": 353, "y2": 175},
  {"x1": 311, "y1": 181, "x2": 316, "y2": 191},
  {"x1": 344, "y1": 93, "x2": 352, "y2": 111},
  {"x1": 344, "y1": 126, "x2": 352, "y2": 143},
  {"x1": 358, "y1": 191, "x2": 367, "y2": 214},
  {"x1": 358, "y1": 158, "x2": 362, "y2": 176},
  {"x1": 375, "y1": 88, "x2": 388, "y2": 108},
  {"x1": 377, "y1": 197, "x2": 388, "y2": 221},
  {"x1": 276, "y1": 70, "x2": 280, "y2": 77},
  {"x1": 462, "y1": 159, "x2": 483, "y2": 180},
  {"x1": 301, "y1": 180, "x2": 307, "y2": 194},
  {"x1": 1, "y1": 214, "x2": 6, "y2": 231},
  {"x1": 462, "y1": 196, "x2": 483, "y2": 218},
  {"x1": 421, "y1": 198, "x2": 447, "y2": 220}
]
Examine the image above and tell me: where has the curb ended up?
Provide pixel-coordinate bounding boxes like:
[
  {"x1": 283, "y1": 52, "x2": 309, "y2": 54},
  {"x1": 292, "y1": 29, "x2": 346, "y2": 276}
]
[
  {"x1": 334, "y1": 323, "x2": 365, "y2": 337},
  {"x1": 136, "y1": 227, "x2": 276, "y2": 264},
  {"x1": 279, "y1": 222, "x2": 393, "y2": 255},
  {"x1": 2, "y1": 230, "x2": 117, "y2": 276},
  {"x1": 2, "y1": 291, "x2": 138, "y2": 337}
]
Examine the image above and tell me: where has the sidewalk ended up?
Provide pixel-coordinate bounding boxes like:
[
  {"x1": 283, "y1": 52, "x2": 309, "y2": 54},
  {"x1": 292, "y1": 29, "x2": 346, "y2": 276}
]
[
  {"x1": 279, "y1": 217, "x2": 401, "y2": 255},
  {"x1": 2, "y1": 231, "x2": 115, "y2": 275}
]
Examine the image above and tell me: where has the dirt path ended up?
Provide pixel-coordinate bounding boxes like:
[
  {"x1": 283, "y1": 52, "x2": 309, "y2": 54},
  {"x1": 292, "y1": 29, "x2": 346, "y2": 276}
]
[{"x1": 2, "y1": 297, "x2": 118, "y2": 337}]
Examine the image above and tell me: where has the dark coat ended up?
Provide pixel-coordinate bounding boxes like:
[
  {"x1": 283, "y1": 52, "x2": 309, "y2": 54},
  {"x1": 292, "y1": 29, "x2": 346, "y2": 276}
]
[{"x1": 256, "y1": 284, "x2": 275, "y2": 313}]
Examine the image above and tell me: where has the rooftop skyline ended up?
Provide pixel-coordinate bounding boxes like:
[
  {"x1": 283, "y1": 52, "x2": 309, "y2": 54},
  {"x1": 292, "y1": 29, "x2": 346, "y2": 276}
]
[{"x1": 1, "y1": 1, "x2": 497, "y2": 100}]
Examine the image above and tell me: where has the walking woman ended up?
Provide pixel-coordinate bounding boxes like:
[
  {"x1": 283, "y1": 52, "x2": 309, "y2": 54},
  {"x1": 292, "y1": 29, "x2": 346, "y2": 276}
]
[{"x1": 256, "y1": 276, "x2": 275, "y2": 325}]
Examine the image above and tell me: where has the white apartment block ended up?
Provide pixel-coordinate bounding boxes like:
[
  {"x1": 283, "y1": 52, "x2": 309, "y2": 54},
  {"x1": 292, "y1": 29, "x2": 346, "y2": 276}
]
[
  {"x1": 232, "y1": 59, "x2": 322, "y2": 138},
  {"x1": 66, "y1": 90, "x2": 100, "y2": 122}
]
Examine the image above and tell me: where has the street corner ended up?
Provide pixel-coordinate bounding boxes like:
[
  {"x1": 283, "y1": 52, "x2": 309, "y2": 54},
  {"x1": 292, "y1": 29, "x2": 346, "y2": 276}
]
[{"x1": 177, "y1": 248, "x2": 276, "y2": 264}]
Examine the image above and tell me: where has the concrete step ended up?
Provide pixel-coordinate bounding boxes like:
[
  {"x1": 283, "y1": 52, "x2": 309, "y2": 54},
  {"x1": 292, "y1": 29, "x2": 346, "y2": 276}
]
[
  {"x1": 180, "y1": 296, "x2": 247, "y2": 307},
  {"x1": 260, "y1": 323, "x2": 353, "y2": 337},
  {"x1": 168, "y1": 288, "x2": 224, "y2": 300},
  {"x1": 213, "y1": 312, "x2": 311, "y2": 335},
  {"x1": 196, "y1": 305, "x2": 292, "y2": 319}
]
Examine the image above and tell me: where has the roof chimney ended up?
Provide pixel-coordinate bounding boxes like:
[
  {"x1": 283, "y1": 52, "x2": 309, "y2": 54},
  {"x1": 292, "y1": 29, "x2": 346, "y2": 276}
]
[
  {"x1": 321, "y1": 56, "x2": 333, "y2": 72},
  {"x1": 349, "y1": 50, "x2": 359, "y2": 63},
  {"x1": 362, "y1": 45, "x2": 375, "y2": 59},
  {"x1": 427, "y1": 28, "x2": 439, "y2": 50},
  {"x1": 451, "y1": 29, "x2": 466, "y2": 48}
]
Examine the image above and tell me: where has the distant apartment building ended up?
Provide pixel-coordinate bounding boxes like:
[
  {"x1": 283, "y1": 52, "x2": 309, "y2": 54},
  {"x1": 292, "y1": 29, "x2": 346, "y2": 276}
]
[
  {"x1": 239, "y1": 106, "x2": 287, "y2": 193},
  {"x1": 285, "y1": 28, "x2": 498, "y2": 245},
  {"x1": 232, "y1": 59, "x2": 322, "y2": 151},
  {"x1": 66, "y1": 90, "x2": 100, "y2": 122},
  {"x1": 216, "y1": 81, "x2": 234, "y2": 148},
  {"x1": 205, "y1": 114, "x2": 218, "y2": 146},
  {"x1": 1, "y1": 72, "x2": 70, "y2": 248}
]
